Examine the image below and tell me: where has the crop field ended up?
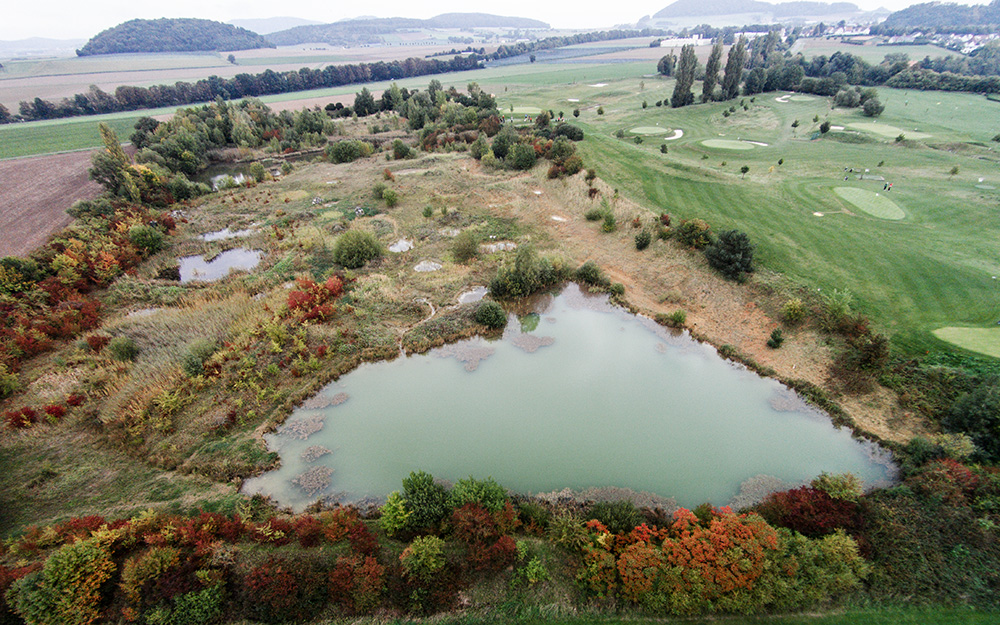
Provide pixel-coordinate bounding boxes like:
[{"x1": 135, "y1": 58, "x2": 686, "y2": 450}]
[
  {"x1": 495, "y1": 78, "x2": 1000, "y2": 355},
  {"x1": 792, "y1": 38, "x2": 961, "y2": 63},
  {"x1": 0, "y1": 115, "x2": 138, "y2": 159}
]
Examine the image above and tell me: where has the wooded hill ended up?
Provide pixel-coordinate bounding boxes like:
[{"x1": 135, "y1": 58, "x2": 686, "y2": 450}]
[
  {"x1": 76, "y1": 18, "x2": 275, "y2": 56},
  {"x1": 266, "y1": 13, "x2": 550, "y2": 47},
  {"x1": 874, "y1": 0, "x2": 1000, "y2": 35}
]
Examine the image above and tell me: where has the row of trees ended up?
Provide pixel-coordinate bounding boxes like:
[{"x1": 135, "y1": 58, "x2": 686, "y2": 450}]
[
  {"x1": 669, "y1": 36, "x2": 749, "y2": 108},
  {"x1": 656, "y1": 39, "x2": 1000, "y2": 108},
  {"x1": 2, "y1": 54, "x2": 483, "y2": 124}
]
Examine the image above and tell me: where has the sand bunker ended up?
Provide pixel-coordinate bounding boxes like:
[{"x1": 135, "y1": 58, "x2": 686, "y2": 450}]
[
  {"x1": 663, "y1": 129, "x2": 684, "y2": 140},
  {"x1": 589, "y1": 83, "x2": 608, "y2": 87}
]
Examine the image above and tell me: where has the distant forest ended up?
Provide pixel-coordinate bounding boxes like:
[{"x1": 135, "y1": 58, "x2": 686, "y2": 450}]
[
  {"x1": 873, "y1": 0, "x2": 1000, "y2": 35},
  {"x1": 76, "y1": 18, "x2": 275, "y2": 56}
]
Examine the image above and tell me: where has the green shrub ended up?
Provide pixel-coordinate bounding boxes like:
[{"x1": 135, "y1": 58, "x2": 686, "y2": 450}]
[
  {"x1": 517, "y1": 501, "x2": 552, "y2": 530},
  {"x1": 506, "y1": 143, "x2": 537, "y2": 170},
  {"x1": 400, "y1": 536, "x2": 446, "y2": 581},
  {"x1": 281, "y1": 161, "x2": 293, "y2": 174},
  {"x1": 474, "y1": 301, "x2": 507, "y2": 329},
  {"x1": 575, "y1": 261, "x2": 608, "y2": 288},
  {"x1": 333, "y1": 230, "x2": 383, "y2": 269},
  {"x1": 588, "y1": 500, "x2": 643, "y2": 534},
  {"x1": 381, "y1": 188, "x2": 399, "y2": 207},
  {"x1": 811, "y1": 472, "x2": 863, "y2": 502},
  {"x1": 401, "y1": 471, "x2": 449, "y2": 532},
  {"x1": 0, "y1": 364, "x2": 18, "y2": 400},
  {"x1": 781, "y1": 298, "x2": 807, "y2": 324},
  {"x1": 8, "y1": 537, "x2": 116, "y2": 625},
  {"x1": 150, "y1": 583, "x2": 225, "y2": 625},
  {"x1": 821, "y1": 289, "x2": 854, "y2": 331},
  {"x1": 655, "y1": 310, "x2": 687, "y2": 327},
  {"x1": 547, "y1": 511, "x2": 588, "y2": 550},
  {"x1": 372, "y1": 181, "x2": 387, "y2": 199},
  {"x1": 182, "y1": 339, "x2": 216, "y2": 377},
  {"x1": 635, "y1": 230, "x2": 652, "y2": 250},
  {"x1": 767, "y1": 328, "x2": 785, "y2": 349},
  {"x1": 704, "y1": 229, "x2": 754, "y2": 281},
  {"x1": 422, "y1": 206, "x2": 433, "y2": 219},
  {"x1": 449, "y1": 476, "x2": 508, "y2": 512},
  {"x1": 129, "y1": 225, "x2": 164, "y2": 255},
  {"x1": 379, "y1": 491, "x2": 411, "y2": 537},
  {"x1": 489, "y1": 245, "x2": 559, "y2": 299},
  {"x1": 326, "y1": 140, "x2": 373, "y2": 163},
  {"x1": 249, "y1": 162, "x2": 267, "y2": 183},
  {"x1": 601, "y1": 212, "x2": 616, "y2": 233},
  {"x1": 674, "y1": 219, "x2": 712, "y2": 249},
  {"x1": 392, "y1": 139, "x2": 412, "y2": 160},
  {"x1": 107, "y1": 336, "x2": 139, "y2": 361},
  {"x1": 584, "y1": 207, "x2": 605, "y2": 221},
  {"x1": 452, "y1": 230, "x2": 479, "y2": 264}
]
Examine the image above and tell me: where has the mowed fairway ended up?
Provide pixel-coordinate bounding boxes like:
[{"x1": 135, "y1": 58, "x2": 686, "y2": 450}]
[{"x1": 512, "y1": 75, "x2": 1000, "y2": 354}]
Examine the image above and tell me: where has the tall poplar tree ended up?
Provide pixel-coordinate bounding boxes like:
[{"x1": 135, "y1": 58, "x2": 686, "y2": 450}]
[
  {"x1": 671, "y1": 44, "x2": 698, "y2": 108},
  {"x1": 702, "y1": 39, "x2": 724, "y2": 103},
  {"x1": 721, "y1": 36, "x2": 748, "y2": 101}
]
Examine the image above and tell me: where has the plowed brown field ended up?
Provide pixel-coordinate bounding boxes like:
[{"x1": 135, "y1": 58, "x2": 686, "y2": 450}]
[{"x1": 0, "y1": 150, "x2": 100, "y2": 257}]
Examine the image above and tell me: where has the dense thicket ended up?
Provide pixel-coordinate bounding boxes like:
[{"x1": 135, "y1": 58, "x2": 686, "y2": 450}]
[{"x1": 76, "y1": 18, "x2": 274, "y2": 56}]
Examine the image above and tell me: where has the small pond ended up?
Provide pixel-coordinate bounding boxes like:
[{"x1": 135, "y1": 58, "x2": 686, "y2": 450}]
[
  {"x1": 243, "y1": 284, "x2": 894, "y2": 511},
  {"x1": 178, "y1": 249, "x2": 262, "y2": 283}
]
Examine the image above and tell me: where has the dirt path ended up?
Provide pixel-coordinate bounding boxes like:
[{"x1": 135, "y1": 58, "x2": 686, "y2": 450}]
[{"x1": 0, "y1": 150, "x2": 101, "y2": 257}]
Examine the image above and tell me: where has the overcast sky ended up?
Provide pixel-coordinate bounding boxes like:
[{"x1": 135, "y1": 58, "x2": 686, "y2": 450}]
[{"x1": 2, "y1": 1, "x2": 996, "y2": 41}]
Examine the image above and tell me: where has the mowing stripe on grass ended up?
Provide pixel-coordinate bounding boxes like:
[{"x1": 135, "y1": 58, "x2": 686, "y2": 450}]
[
  {"x1": 702, "y1": 139, "x2": 755, "y2": 150},
  {"x1": 834, "y1": 187, "x2": 905, "y2": 220},
  {"x1": 933, "y1": 327, "x2": 1000, "y2": 359}
]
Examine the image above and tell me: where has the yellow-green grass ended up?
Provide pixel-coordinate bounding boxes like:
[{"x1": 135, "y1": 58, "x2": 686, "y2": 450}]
[
  {"x1": 521, "y1": 607, "x2": 1000, "y2": 625},
  {"x1": 848, "y1": 122, "x2": 931, "y2": 140},
  {"x1": 834, "y1": 187, "x2": 905, "y2": 220},
  {"x1": 933, "y1": 327, "x2": 1000, "y2": 359},
  {"x1": 0, "y1": 115, "x2": 140, "y2": 159},
  {"x1": 789, "y1": 95, "x2": 815, "y2": 102},
  {"x1": 629, "y1": 126, "x2": 669, "y2": 135},
  {"x1": 508, "y1": 106, "x2": 543, "y2": 114},
  {"x1": 702, "y1": 139, "x2": 755, "y2": 150}
]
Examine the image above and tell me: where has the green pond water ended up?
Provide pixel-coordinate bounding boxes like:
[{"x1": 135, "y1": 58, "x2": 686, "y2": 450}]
[{"x1": 243, "y1": 284, "x2": 894, "y2": 511}]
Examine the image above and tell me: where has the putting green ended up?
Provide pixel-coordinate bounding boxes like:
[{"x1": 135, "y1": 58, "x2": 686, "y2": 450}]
[
  {"x1": 848, "y1": 122, "x2": 931, "y2": 140},
  {"x1": 630, "y1": 126, "x2": 670, "y2": 135},
  {"x1": 933, "y1": 327, "x2": 1000, "y2": 359},
  {"x1": 834, "y1": 187, "x2": 905, "y2": 220},
  {"x1": 789, "y1": 95, "x2": 815, "y2": 102},
  {"x1": 702, "y1": 139, "x2": 754, "y2": 150},
  {"x1": 509, "y1": 106, "x2": 542, "y2": 115}
]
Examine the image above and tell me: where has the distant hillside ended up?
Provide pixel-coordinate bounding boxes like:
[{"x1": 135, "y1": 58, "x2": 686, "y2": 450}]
[
  {"x1": 226, "y1": 17, "x2": 322, "y2": 35},
  {"x1": 77, "y1": 18, "x2": 275, "y2": 56},
  {"x1": 267, "y1": 13, "x2": 550, "y2": 47},
  {"x1": 424, "y1": 13, "x2": 549, "y2": 29},
  {"x1": 877, "y1": 0, "x2": 1000, "y2": 34},
  {"x1": 0, "y1": 37, "x2": 85, "y2": 56},
  {"x1": 653, "y1": 0, "x2": 858, "y2": 18}
]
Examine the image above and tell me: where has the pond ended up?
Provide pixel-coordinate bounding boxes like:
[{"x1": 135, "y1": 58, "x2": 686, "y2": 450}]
[
  {"x1": 178, "y1": 248, "x2": 262, "y2": 283},
  {"x1": 243, "y1": 284, "x2": 894, "y2": 511}
]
